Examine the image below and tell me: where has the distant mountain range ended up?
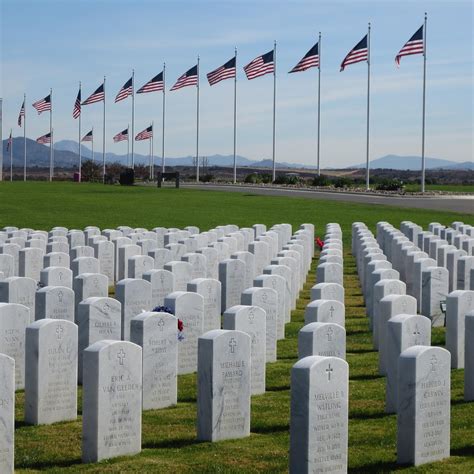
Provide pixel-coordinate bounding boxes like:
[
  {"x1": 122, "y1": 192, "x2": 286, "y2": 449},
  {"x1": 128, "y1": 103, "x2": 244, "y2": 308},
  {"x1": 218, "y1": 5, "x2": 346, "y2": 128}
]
[{"x1": 1, "y1": 138, "x2": 472, "y2": 171}]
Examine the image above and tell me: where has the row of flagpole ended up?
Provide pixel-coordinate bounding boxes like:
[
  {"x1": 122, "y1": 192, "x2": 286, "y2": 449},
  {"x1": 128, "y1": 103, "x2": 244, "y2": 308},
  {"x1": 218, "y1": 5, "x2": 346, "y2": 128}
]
[{"x1": 5, "y1": 15, "x2": 428, "y2": 190}]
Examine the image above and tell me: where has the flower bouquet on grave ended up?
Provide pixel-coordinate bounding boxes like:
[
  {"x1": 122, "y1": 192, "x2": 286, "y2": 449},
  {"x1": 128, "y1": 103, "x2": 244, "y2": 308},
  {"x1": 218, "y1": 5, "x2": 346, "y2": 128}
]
[{"x1": 152, "y1": 305, "x2": 185, "y2": 341}]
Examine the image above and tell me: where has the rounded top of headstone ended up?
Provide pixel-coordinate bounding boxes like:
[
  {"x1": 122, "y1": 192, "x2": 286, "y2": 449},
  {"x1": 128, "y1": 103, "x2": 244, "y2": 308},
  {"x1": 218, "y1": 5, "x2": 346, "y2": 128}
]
[
  {"x1": 27, "y1": 318, "x2": 77, "y2": 331},
  {"x1": 400, "y1": 345, "x2": 451, "y2": 362},
  {"x1": 84, "y1": 339, "x2": 141, "y2": 354},
  {"x1": 292, "y1": 355, "x2": 348, "y2": 371},
  {"x1": 389, "y1": 313, "x2": 430, "y2": 324},
  {"x1": 306, "y1": 299, "x2": 345, "y2": 310},
  {"x1": 300, "y1": 322, "x2": 345, "y2": 333}
]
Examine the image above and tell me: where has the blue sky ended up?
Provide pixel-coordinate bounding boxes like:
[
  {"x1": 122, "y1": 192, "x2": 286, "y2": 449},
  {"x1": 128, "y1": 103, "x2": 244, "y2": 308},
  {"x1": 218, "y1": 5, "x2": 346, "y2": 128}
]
[{"x1": 1, "y1": 0, "x2": 472, "y2": 166}]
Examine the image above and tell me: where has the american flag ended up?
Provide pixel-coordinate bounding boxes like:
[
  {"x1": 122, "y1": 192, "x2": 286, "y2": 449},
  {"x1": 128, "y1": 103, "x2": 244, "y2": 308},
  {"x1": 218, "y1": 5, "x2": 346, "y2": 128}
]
[
  {"x1": 244, "y1": 50, "x2": 274, "y2": 80},
  {"x1": 170, "y1": 65, "x2": 198, "y2": 91},
  {"x1": 32, "y1": 94, "x2": 51, "y2": 114},
  {"x1": 340, "y1": 35, "x2": 368, "y2": 71},
  {"x1": 115, "y1": 77, "x2": 133, "y2": 103},
  {"x1": 207, "y1": 57, "x2": 236, "y2": 86},
  {"x1": 289, "y1": 42, "x2": 319, "y2": 73},
  {"x1": 81, "y1": 130, "x2": 93, "y2": 142},
  {"x1": 18, "y1": 100, "x2": 25, "y2": 126},
  {"x1": 113, "y1": 128, "x2": 129, "y2": 142},
  {"x1": 6, "y1": 131, "x2": 12, "y2": 152},
  {"x1": 36, "y1": 132, "x2": 51, "y2": 144},
  {"x1": 395, "y1": 25, "x2": 424, "y2": 66},
  {"x1": 73, "y1": 88, "x2": 81, "y2": 119},
  {"x1": 82, "y1": 84, "x2": 105, "y2": 105},
  {"x1": 137, "y1": 72, "x2": 164, "y2": 93},
  {"x1": 135, "y1": 125, "x2": 153, "y2": 141}
]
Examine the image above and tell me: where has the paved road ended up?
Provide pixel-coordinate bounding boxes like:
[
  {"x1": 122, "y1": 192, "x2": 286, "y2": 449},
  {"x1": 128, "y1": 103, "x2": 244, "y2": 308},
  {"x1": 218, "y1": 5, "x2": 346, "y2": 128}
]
[{"x1": 183, "y1": 184, "x2": 474, "y2": 214}]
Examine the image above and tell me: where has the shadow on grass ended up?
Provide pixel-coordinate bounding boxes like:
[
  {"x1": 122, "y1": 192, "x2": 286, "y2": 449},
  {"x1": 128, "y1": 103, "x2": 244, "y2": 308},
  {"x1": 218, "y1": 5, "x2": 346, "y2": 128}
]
[
  {"x1": 451, "y1": 444, "x2": 474, "y2": 457},
  {"x1": 178, "y1": 396, "x2": 197, "y2": 403},
  {"x1": 347, "y1": 348, "x2": 376, "y2": 355},
  {"x1": 252, "y1": 423, "x2": 289, "y2": 434},
  {"x1": 17, "y1": 457, "x2": 82, "y2": 471},
  {"x1": 350, "y1": 411, "x2": 392, "y2": 420},
  {"x1": 266, "y1": 384, "x2": 291, "y2": 392},
  {"x1": 350, "y1": 373, "x2": 383, "y2": 381},
  {"x1": 142, "y1": 437, "x2": 201, "y2": 450},
  {"x1": 349, "y1": 460, "x2": 400, "y2": 473}
]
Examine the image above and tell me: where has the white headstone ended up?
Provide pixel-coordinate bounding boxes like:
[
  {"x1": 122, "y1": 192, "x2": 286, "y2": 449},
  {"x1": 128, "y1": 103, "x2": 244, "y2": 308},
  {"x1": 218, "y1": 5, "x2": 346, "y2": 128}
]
[
  {"x1": 465, "y1": 313, "x2": 474, "y2": 401},
  {"x1": 241, "y1": 287, "x2": 278, "y2": 363},
  {"x1": 131, "y1": 311, "x2": 178, "y2": 409},
  {"x1": 304, "y1": 299, "x2": 345, "y2": 327},
  {"x1": 311, "y1": 282, "x2": 344, "y2": 304},
  {"x1": 0, "y1": 354, "x2": 14, "y2": 474},
  {"x1": 219, "y1": 259, "x2": 246, "y2": 312},
  {"x1": 149, "y1": 248, "x2": 172, "y2": 270},
  {"x1": 397, "y1": 346, "x2": 450, "y2": 466},
  {"x1": 385, "y1": 314, "x2": 431, "y2": 413},
  {"x1": 40, "y1": 266, "x2": 73, "y2": 288},
  {"x1": 445, "y1": 290, "x2": 474, "y2": 368},
  {"x1": 164, "y1": 261, "x2": 193, "y2": 292},
  {"x1": 0, "y1": 303, "x2": 29, "y2": 389},
  {"x1": 187, "y1": 278, "x2": 221, "y2": 333},
  {"x1": 25, "y1": 319, "x2": 78, "y2": 425},
  {"x1": 289, "y1": 355, "x2": 348, "y2": 474},
  {"x1": 421, "y1": 266, "x2": 449, "y2": 327},
  {"x1": 231, "y1": 251, "x2": 255, "y2": 289},
  {"x1": 35, "y1": 286, "x2": 75, "y2": 322},
  {"x1": 82, "y1": 340, "x2": 142, "y2": 462},
  {"x1": 127, "y1": 255, "x2": 154, "y2": 279},
  {"x1": 115, "y1": 278, "x2": 152, "y2": 340},
  {"x1": 77, "y1": 296, "x2": 121, "y2": 383},
  {"x1": 298, "y1": 322, "x2": 346, "y2": 360},
  {"x1": 143, "y1": 269, "x2": 175, "y2": 308},
  {"x1": 164, "y1": 291, "x2": 204, "y2": 374},
  {"x1": 0, "y1": 276, "x2": 36, "y2": 322},
  {"x1": 197, "y1": 329, "x2": 251, "y2": 442},
  {"x1": 19, "y1": 247, "x2": 44, "y2": 281},
  {"x1": 223, "y1": 305, "x2": 266, "y2": 395}
]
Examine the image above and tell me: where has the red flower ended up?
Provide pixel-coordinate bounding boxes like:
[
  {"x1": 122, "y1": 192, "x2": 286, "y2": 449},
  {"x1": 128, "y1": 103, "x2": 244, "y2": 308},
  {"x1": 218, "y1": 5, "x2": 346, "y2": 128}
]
[
  {"x1": 178, "y1": 319, "x2": 184, "y2": 332},
  {"x1": 315, "y1": 237, "x2": 324, "y2": 250}
]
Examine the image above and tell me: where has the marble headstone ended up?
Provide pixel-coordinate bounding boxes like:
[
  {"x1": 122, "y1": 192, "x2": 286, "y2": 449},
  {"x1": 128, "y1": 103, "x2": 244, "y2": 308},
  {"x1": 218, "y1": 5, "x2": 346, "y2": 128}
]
[
  {"x1": 187, "y1": 278, "x2": 222, "y2": 333},
  {"x1": 298, "y1": 322, "x2": 346, "y2": 360},
  {"x1": 197, "y1": 329, "x2": 251, "y2": 442},
  {"x1": 143, "y1": 269, "x2": 175, "y2": 308},
  {"x1": 0, "y1": 354, "x2": 14, "y2": 474},
  {"x1": 82, "y1": 340, "x2": 142, "y2": 463}
]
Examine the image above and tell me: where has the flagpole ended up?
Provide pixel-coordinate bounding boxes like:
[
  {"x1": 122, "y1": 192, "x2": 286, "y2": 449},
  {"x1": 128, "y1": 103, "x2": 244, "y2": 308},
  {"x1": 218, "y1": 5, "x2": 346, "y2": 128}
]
[
  {"x1": 50, "y1": 88, "x2": 53, "y2": 182},
  {"x1": 103, "y1": 76, "x2": 106, "y2": 183},
  {"x1": 131, "y1": 69, "x2": 135, "y2": 169},
  {"x1": 9, "y1": 130, "x2": 12, "y2": 181},
  {"x1": 78, "y1": 82, "x2": 82, "y2": 183},
  {"x1": 196, "y1": 55, "x2": 200, "y2": 183},
  {"x1": 151, "y1": 121, "x2": 154, "y2": 180},
  {"x1": 233, "y1": 47, "x2": 237, "y2": 184},
  {"x1": 23, "y1": 93, "x2": 27, "y2": 181},
  {"x1": 272, "y1": 40, "x2": 277, "y2": 182},
  {"x1": 92, "y1": 127, "x2": 94, "y2": 163},
  {"x1": 317, "y1": 32, "x2": 322, "y2": 176},
  {"x1": 421, "y1": 12, "x2": 427, "y2": 193},
  {"x1": 162, "y1": 62, "x2": 166, "y2": 175},
  {"x1": 127, "y1": 123, "x2": 130, "y2": 166},
  {"x1": 365, "y1": 23, "x2": 371, "y2": 191}
]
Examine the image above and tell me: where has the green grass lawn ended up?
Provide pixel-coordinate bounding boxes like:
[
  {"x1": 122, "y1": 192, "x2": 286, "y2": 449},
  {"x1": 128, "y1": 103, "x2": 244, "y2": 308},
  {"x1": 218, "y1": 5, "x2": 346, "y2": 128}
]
[{"x1": 1, "y1": 182, "x2": 473, "y2": 473}]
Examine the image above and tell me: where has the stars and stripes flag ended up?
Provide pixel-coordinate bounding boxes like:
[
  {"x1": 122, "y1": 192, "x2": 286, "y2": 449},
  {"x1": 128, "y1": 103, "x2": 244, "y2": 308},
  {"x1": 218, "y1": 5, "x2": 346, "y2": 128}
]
[
  {"x1": 18, "y1": 100, "x2": 25, "y2": 126},
  {"x1": 36, "y1": 132, "x2": 51, "y2": 144},
  {"x1": 81, "y1": 130, "x2": 93, "y2": 142},
  {"x1": 207, "y1": 57, "x2": 236, "y2": 86},
  {"x1": 170, "y1": 65, "x2": 198, "y2": 91},
  {"x1": 137, "y1": 72, "x2": 164, "y2": 93},
  {"x1": 115, "y1": 77, "x2": 133, "y2": 103},
  {"x1": 82, "y1": 84, "x2": 105, "y2": 105},
  {"x1": 113, "y1": 128, "x2": 129, "y2": 142},
  {"x1": 340, "y1": 35, "x2": 368, "y2": 71},
  {"x1": 73, "y1": 88, "x2": 81, "y2": 119},
  {"x1": 6, "y1": 131, "x2": 12, "y2": 152},
  {"x1": 289, "y1": 42, "x2": 319, "y2": 73},
  {"x1": 395, "y1": 25, "x2": 424, "y2": 66},
  {"x1": 135, "y1": 125, "x2": 153, "y2": 141},
  {"x1": 244, "y1": 50, "x2": 274, "y2": 79},
  {"x1": 32, "y1": 94, "x2": 51, "y2": 114}
]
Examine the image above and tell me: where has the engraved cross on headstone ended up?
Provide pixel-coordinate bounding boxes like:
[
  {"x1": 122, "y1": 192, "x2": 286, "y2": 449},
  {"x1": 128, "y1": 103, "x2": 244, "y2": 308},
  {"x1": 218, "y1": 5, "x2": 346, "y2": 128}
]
[
  {"x1": 326, "y1": 327, "x2": 334, "y2": 342},
  {"x1": 248, "y1": 308, "x2": 255, "y2": 323},
  {"x1": 117, "y1": 349, "x2": 126, "y2": 366},
  {"x1": 329, "y1": 306, "x2": 335, "y2": 319},
  {"x1": 58, "y1": 290, "x2": 63, "y2": 303},
  {"x1": 229, "y1": 337, "x2": 237, "y2": 354},
  {"x1": 158, "y1": 318, "x2": 165, "y2": 331},
  {"x1": 326, "y1": 363, "x2": 333, "y2": 381},
  {"x1": 430, "y1": 354, "x2": 437, "y2": 372},
  {"x1": 56, "y1": 325, "x2": 64, "y2": 340}
]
